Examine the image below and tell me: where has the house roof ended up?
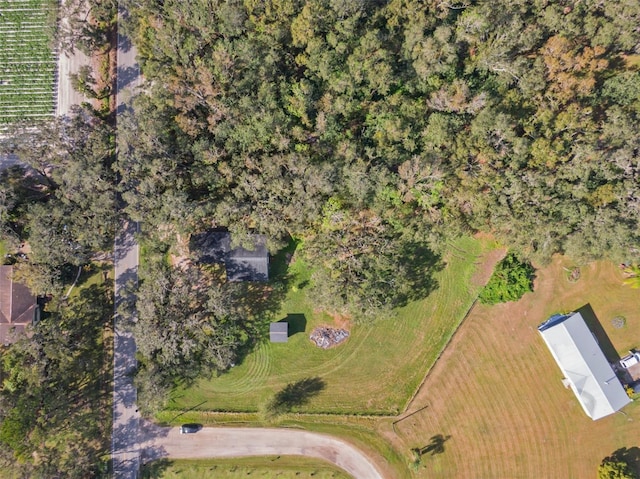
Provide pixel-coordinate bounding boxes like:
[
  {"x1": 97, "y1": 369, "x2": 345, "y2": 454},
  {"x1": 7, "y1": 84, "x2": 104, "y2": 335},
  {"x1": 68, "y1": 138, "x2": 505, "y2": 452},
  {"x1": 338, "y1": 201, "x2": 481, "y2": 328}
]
[
  {"x1": 0, "y1": 265, "x2": 37, "y2": 345},
  {"x1": 538, "y1": 312, "x2": 631, "y2": 420},
  {"x1": 192, "y1": 232, "x2": 269, "y2": 282},
  {"x1": 270, "y1": 322, "x2": 288, "y2": 343}
]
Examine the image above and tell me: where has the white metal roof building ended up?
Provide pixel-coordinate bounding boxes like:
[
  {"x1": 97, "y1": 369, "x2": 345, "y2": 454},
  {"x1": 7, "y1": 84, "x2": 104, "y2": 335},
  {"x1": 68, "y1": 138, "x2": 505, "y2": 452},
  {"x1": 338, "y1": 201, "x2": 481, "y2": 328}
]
[{"x1": 538, "y1": 312, "x2": 631, "y2": 420}]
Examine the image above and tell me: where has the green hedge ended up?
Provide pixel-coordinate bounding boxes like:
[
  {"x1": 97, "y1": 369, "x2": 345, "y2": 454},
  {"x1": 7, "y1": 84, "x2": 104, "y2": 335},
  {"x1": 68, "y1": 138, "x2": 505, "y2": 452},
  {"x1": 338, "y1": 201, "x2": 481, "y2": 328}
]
[{"x1": 479, "y1": 252, "x2": 535, "y2": 305}]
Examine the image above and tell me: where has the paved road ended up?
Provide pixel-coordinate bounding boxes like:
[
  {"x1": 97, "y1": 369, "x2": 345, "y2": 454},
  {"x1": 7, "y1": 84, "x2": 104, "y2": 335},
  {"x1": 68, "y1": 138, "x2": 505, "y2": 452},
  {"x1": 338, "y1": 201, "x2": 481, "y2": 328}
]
[
  {"x1": 112, "y1": 4, "x2": 142, "y2": 477},
  {"x1": 112, "y1": 220, "x2": 140, "y2": 478},
  {"x1": 140, "y1": 425, "x2": 385, "y2": 479}
]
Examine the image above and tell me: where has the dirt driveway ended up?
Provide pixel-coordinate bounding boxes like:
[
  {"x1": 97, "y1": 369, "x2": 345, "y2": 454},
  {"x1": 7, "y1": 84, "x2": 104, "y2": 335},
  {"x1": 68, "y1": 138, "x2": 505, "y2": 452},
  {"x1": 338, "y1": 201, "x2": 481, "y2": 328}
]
[{"x1": 140, "y1": 424, "x2": 385, "y2": 479}]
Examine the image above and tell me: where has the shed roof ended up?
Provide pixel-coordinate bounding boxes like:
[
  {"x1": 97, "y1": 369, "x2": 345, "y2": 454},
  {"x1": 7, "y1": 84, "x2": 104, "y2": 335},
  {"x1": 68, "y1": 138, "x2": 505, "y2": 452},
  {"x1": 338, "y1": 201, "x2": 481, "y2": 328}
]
[
  {"x1": 538, "y1": 312, "x2": 631, "y2": 420},
  {"x1": 0, "y1": 265, "x2": 37, "y2": 345},
  {"x1": 270, "y1": 322, "x2": 288, "y2": 343}
]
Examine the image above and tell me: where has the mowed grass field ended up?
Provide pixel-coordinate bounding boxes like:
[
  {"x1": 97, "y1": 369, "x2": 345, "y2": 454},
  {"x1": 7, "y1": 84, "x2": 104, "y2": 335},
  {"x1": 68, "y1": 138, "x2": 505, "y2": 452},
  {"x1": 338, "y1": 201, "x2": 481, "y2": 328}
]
[
  {"x1": 141, "y1": 457, "x2": 350, "y2": 479},
  {"x1": 390, "y1": 256, "x2": 640, "y2": 478},
  {"x1": 167, "y1": 237, "x2": 497, "y2": 415}
]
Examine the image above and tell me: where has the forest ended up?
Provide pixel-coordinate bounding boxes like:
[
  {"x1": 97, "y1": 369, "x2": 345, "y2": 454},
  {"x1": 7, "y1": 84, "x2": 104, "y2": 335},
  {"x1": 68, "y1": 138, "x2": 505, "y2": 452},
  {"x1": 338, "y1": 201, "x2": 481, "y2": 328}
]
[
  {"x1": 1, "y1": 0, "x2": 640, "y2": 438},
  {"x1": 119, "y1": 0, "x2": 640, "y2": 311}
]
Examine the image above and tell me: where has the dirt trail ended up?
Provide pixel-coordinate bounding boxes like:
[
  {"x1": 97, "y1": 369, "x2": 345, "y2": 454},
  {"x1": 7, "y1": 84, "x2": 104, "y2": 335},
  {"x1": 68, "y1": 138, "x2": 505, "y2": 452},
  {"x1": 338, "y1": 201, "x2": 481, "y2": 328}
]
[{"x1": 56, "y1": 10, "x2": 92, "y2": 116}]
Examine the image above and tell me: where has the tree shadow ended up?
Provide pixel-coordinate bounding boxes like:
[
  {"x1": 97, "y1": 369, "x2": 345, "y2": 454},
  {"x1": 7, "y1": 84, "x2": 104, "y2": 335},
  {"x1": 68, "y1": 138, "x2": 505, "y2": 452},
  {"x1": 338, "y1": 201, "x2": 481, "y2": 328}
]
[
  {"x1": 413, "y1": 434, "x2": 451, "y2": 457},
  {"x1": 268, "y1": 377, "x2": 326, "y2": 414},
  {"x1": 394, "y1": 241, "x2": 444, "y2": 307},
  {"x1": 139, "y1": 459, "x2": 173, "y2": 479},
  {"x1": 283, "y1": 313, "x2": 306, "y2": 336},
  {"x1": 269, "y1": 237, "x2": 299, "y2": 280},
  {"x1": 577, "y1": 304, "x2": 620, "y2": 364},
  {"x1": 605, "y1": 447, "x2": 640, "y2": 477}
]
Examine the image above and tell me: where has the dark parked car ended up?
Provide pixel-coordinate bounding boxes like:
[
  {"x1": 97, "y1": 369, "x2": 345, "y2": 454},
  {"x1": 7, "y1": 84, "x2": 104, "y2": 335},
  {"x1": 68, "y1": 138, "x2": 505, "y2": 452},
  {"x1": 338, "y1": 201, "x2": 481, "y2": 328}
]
[{"x1": 179, "y1": 424, "x2": 201, "y2": 434}]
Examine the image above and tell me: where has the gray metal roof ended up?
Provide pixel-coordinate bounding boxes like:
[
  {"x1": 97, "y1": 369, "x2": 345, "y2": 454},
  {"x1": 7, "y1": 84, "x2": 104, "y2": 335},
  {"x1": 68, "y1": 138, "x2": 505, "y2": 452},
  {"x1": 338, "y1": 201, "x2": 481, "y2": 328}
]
[
  {"x1": 538, "y1": 312, "x2": 631, "y2": 420},
  {"x1": 269, "y1": 322, "x2": 288, "y2": 343},
  {"x1": 192, "y1": 232, "x2": 269, "y2": 282}
]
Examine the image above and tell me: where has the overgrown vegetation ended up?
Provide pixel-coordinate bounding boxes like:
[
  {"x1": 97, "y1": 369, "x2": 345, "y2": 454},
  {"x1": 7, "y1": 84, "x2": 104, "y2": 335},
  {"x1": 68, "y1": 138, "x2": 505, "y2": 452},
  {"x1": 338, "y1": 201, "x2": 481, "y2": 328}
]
[
  {"x1": 478, "y1": 252, "x2": 535, "y2": 305},
  {"x1": 599, "y1": 456, "x2": 637, "y2": 479},
  {"x1": 121, "y1": 0, "x2": 640, "y2": 316},
  {"x1": 0, "y1": 104, "x2": 116, "y2": 476},
  {"x1": 0, "y1": 279, "x2": 112, "y2": 477},
  {"x1": 0, "y1": 110, "x2": 117, "y2": 296}
]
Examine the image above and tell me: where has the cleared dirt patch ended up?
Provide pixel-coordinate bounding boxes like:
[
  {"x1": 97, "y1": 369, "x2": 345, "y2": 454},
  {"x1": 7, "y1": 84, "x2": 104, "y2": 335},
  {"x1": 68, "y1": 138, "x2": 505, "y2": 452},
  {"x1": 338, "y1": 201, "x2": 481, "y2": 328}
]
[
  {"x1": 470, "y1": 246, "x2": 507, "y2": 288},
  {"x1": 391, "y1": 256, "x2": 640, "y2": 478}
]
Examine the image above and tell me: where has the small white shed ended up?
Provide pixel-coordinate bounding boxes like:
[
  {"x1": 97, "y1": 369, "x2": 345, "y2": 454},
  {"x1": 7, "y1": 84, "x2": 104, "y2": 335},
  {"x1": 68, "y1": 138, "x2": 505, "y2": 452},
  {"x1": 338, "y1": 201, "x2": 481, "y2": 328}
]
[{"x1": 269, "y1": 322, "x2": 288, "y2": 343}]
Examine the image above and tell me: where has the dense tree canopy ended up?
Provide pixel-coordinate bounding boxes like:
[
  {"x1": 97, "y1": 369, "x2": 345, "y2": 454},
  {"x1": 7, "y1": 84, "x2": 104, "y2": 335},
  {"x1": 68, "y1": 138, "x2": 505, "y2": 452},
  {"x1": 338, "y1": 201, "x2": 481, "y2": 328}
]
[
  {"x1": 0, "y1": 284, "x2": 112, "y2": 477},
  {"x1": 0, "y1": 109, "x2": 117, "y2": 293},
  {"x1": 121, "y1": 0, "x2": 640, "y2": 323},
  {"x1": 132, "y1": 257, "x2": 275, "y2": 411}
]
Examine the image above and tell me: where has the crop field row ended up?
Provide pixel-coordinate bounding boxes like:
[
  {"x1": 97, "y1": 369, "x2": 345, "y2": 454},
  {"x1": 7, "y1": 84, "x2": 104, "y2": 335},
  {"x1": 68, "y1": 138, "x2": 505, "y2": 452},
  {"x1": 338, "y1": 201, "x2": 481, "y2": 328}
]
[{"x1": 0, "y1": 0, "x2": 58, "y2": 123}]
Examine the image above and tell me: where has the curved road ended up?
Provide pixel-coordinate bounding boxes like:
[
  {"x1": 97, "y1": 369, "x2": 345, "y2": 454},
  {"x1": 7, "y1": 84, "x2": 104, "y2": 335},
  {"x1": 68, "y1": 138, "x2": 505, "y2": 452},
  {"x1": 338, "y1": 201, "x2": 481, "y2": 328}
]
[{"x1": 140, "y1": 426, "x2": 385, "y2": 479}]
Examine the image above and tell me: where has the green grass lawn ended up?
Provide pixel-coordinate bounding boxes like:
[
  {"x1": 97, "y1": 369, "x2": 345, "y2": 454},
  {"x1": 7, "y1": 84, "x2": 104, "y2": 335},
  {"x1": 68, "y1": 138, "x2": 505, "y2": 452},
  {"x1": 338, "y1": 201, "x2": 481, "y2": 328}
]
[
  {"x1": 0, "y1": 239, "x2": 6, "y2": 262},
  {"x1": 62, "y1": 262, "x2": 112, "y2": 300},
  {"x1": 166, "y1": 236, "x2": 494, "y2": 415},
  {"x1": 141, "y1": 457, "x2": 351, "y2": 479}
]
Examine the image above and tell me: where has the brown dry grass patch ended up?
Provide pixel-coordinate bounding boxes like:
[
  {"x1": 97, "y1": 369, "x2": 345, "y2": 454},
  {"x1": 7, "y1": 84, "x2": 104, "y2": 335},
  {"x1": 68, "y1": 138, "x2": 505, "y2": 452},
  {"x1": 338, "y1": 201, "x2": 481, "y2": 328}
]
[{"x1": 390, "y1": 256, "x2": 640, "y2": 478}]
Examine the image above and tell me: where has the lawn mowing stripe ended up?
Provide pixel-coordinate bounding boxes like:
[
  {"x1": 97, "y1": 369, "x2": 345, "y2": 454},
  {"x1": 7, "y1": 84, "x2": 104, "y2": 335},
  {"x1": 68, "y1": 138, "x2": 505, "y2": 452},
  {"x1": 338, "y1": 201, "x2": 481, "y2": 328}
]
[
  {"x1": 190, "y1": 341, "x2": 273, "y2": 398},
  {"x1": 393, "y1": 257, "x2": 640, "y2": 478},
  {"x1": 222, "y1": 341, "x2": 272, "y2": 395},
  {"x1": 174, "y1": 237, "x2": 488, "y2": 415}
]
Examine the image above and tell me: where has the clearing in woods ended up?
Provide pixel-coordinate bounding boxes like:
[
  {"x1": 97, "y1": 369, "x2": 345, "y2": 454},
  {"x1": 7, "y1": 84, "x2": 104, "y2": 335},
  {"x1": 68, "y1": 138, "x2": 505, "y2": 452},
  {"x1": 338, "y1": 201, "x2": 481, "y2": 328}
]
[
  {"x1": 390, "y1": 256, "x2": 640, "y2": 478},
  {"x1": 166, "y1": 236, "x2": 496, "y2": 415}
]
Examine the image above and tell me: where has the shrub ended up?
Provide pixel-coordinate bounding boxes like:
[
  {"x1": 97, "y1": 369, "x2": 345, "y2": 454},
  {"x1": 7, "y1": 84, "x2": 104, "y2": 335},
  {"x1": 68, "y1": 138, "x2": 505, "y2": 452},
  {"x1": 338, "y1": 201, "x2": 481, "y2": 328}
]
[
  {"x1": 478, "y1": 252, "x2": 535, "y2": 305},
  {"x1": 598, "y1": 458, "x2": 636, "y2": 479}
]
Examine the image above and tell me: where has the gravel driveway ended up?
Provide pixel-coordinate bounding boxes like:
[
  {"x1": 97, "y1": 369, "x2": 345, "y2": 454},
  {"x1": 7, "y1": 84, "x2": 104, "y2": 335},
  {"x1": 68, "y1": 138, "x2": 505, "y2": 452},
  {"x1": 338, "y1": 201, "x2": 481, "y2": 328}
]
[{"x1": 140, "y1": 425, "x2": 385, "y2": 479}]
